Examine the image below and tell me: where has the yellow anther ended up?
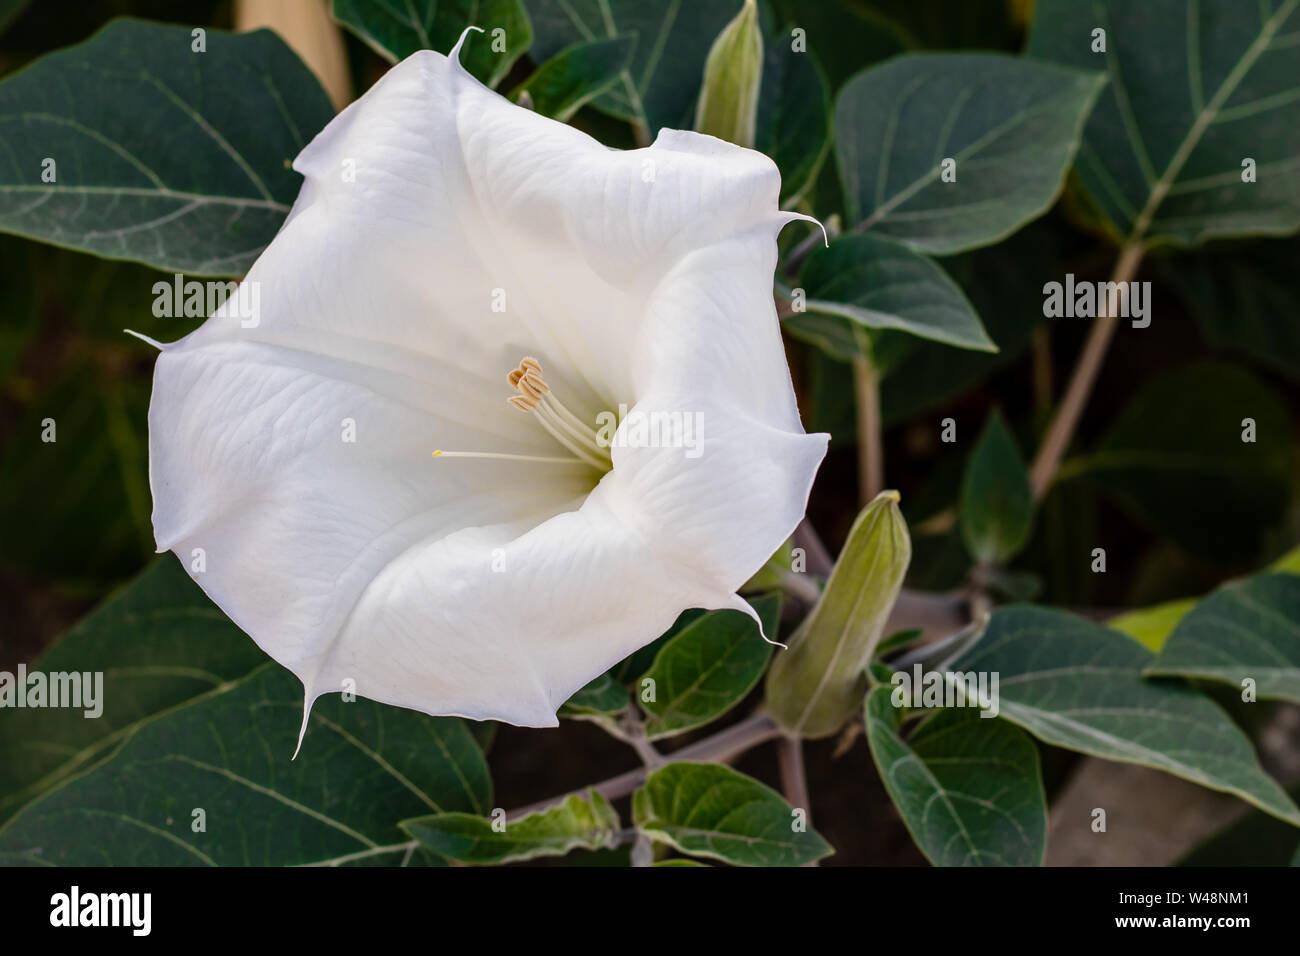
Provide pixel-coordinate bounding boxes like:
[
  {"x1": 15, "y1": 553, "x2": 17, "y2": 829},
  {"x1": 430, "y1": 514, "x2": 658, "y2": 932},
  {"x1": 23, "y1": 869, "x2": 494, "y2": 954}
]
[{"x1": 516, "y1": 375, "x2": 546, "y2": 401}]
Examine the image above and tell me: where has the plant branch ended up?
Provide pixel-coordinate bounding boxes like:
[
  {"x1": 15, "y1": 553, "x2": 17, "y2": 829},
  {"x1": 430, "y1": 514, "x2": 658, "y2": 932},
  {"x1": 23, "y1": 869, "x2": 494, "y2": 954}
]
[
  {"x1": 889, "y1": 588, "x2": 968, "y2": 635},
  {"x1": 781, "y1": 570, "x2": 822, "y2": 605},
  {"x1": 618, "y1": 716, "x2": 664, "y2": 769},
  {"x1": 776, "y1": 735, "x2": 811, "y2": 815},
  {"x1": 776, "y1": 734, "x2": 819, "y2": 866},
  {"x1": 793, "y1": 519, "x2": 834, "y2": 576},
  {"x1": 783, "y1": 229, "x2": 825, "y2": 278},
  {"x1": 507, "y1": 710, "x2": 781, "y2": 820},
  {"x1": 1028, "y1": 242, "x2": 1145, "y2": 500}
]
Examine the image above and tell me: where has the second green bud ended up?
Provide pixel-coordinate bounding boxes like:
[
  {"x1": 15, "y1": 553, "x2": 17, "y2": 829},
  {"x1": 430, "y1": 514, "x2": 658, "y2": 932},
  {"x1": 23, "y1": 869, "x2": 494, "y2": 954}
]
[{"x1": 766, "y1": 491, "x2": 912, "y2": 738}]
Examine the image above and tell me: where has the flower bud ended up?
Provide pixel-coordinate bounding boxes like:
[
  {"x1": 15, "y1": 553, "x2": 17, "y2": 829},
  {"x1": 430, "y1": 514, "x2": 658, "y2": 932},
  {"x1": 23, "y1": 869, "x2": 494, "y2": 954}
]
[
  {"x1": 693, "y1": 0, "x2": 763, "y2": 148},
  {"x1": 766, "y1": 491, "x2": 912, "y2": 738}
]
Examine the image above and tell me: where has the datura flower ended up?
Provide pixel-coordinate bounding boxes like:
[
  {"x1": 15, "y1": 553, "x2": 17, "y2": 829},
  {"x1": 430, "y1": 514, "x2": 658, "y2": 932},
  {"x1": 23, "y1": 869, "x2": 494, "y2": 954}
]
[{"x1": 145, "y1": 31, "x2": 827, "y2": 741}]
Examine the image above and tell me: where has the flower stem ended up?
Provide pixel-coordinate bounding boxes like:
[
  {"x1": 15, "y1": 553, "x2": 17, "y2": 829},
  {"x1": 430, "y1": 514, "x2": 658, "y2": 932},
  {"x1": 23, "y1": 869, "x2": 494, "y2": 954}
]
[
  {"x1": 852, "y1": 347, "x2": 884, "y2": 507},
  {"x1": 1028, "y1": 242, "x2": 1145, "y2": 500}
]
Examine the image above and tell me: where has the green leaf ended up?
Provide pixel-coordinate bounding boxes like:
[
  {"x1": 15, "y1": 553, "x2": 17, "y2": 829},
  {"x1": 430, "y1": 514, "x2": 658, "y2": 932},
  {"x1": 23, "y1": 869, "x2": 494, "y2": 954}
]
[
  {"x1": 1274, "y1": 544, "x2": 1300, "y2": 575},
  {"x1": 876, "y1": 628, "x2": 924, "y2": 658},
  {"x1": 960, "y1": 409, "x2": 1033, "y2": 564},
  {"x1": 1146, "y1": 572, "x2": 1300, "y2": 703},
  {"x1": 1028, "y1": 0, "x2": 1300, "y2": 246},
  {"x1": 632, "y1": 762, "x2": 832, "y2": 866},
  {"x1": 755, "y1": 26, "x2": 830, "y2": 203},
  {"x1": 865, "y1": 687, "x2": 1047, "y2": 866},
  {"x1": 834, "y1": 52, "x2": 1104, "y2": 254},
  {"x1": 0, "y1": 19, "x2": 334, "y2": 275},
  {"x1": 524, "y1": 0, "x2": 742, "y2": 133},
  {"x1": 742, "y1": 538, "x2": 795, "y2": 593},
  {"x1": 0, "y1": 664, "x2": 491, "y2": 865},
  {"x1": 985, "y1": 569, "x2": 1042, "y2": 603},
  {"x1": 610, "y1": 608, "x2": 706, "y2": 684},
  {"x1": 951, "y1": 606, "x2": 1300, "y2": 825},
  {"x1": 1072, "y1": 361, "x2": 1293, "y2": 561},
  {"x1": 1108, "y1": 598, "x2": 1198, "y2": 653},
  {"x1": 639, "y1": 593, "x2": 780, "y2": 740},
  {"x1": 558, "y1": 608, "x2": 712, "y2": 723},
  {"x1": 559, "y1": 671, "x2": 630, "y2": 718},
  {"x1": 511, "y1": 35, "x2": 634, "y2": 121},
  {"x1": 874, "y1": 222, "x2": 1052, "y2": 424},
  {"x1": 790, "y1": 235, "x2": 993, "y2": 356},
  {"x1": 401, "y1": 790, "x2": 619, "y2": 864},
  {"x1": 332, "y1": 0, "x2": 531, "y2": 87},
  {"x1": 0, "y1": 560, "x2": 265, "y2": 822},
  {"x1": 1160, "y1": 241, "x2": 1300, "y2": 382}
]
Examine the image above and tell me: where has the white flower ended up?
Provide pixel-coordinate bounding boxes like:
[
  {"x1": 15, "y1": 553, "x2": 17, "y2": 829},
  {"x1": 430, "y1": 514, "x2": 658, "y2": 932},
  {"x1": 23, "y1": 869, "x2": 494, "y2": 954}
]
[{"x1": 146, "y1": 33, "x2": 827, "y2": 740}]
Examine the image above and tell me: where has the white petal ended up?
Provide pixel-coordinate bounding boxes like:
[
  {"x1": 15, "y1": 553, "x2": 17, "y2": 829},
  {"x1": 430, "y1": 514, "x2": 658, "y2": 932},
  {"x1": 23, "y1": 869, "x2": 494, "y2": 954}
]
[{"x1": 148, "y1": 40, "x2": 825, "y2": 731}]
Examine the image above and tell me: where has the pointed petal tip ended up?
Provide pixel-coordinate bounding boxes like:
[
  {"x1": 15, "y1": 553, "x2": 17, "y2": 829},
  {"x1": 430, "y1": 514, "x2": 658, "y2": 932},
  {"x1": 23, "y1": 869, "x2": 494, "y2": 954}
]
[
  {"x1": 781, "y1": 211, "x2": 828, "y2": 247},
  {"x1": 293, "y1": 688, "x2": 319, "y2": 760},
  {"x1": 450, "y1": 25, "x2": 485, "y2": 63},
  {"x1": 724, "y1": 592, "x2": 787, "y2": 648},
  {"x1": 124, "y1": 328, "x2": 166, "y2": 350}
]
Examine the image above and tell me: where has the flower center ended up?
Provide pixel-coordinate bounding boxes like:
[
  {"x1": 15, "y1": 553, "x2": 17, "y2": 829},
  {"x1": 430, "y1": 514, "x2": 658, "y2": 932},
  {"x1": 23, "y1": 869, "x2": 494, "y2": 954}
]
[
  {"x1": 505, "y1": 357, "x2": 612, "y2": 469},
  {"x1": 433, "y1": 356, "x2": 613, "y2": 472}
]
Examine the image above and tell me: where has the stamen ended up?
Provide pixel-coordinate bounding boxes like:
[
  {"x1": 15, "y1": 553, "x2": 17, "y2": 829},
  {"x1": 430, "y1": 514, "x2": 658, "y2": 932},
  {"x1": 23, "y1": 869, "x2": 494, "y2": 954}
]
[
  {"x1": 504, "y1": 357, "x2": 612, "y2": 469},
  {"x1": 432, "y1": 449, "x2": 587, "y2": 465},
  {"x1": 532, "y1": 401, "x2": 608, "y2": 469},
  {"x1": 516, "y1": 374, "x2": 546, "y2": 402},
  {"x1": 431, "y1": 358, "x2": 615, "y2": 473}
]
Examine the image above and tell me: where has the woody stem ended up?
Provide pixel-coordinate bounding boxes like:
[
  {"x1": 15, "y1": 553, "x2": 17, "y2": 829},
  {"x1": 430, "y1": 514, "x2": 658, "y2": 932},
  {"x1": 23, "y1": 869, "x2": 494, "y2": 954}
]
[{"x1": 1028, "y1": 242, "x2": 1145, "y2": 501}]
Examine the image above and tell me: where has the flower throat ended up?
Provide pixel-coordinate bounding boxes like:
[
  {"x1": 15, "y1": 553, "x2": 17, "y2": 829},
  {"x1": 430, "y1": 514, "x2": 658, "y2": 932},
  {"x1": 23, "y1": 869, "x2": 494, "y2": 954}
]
[{"x1": 433, "y1": 356, "x2": 612, "y2": 471}]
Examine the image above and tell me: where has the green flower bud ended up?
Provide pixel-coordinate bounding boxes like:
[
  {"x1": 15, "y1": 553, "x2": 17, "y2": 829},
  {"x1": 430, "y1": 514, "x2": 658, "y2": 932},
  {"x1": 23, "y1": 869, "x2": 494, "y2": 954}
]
[
  {"x1": 693, "y1": 0, "x2": 763, "y2": 147},
  {"x1": 766, "y1": 491, "x2": 912, "y2": 738}
]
